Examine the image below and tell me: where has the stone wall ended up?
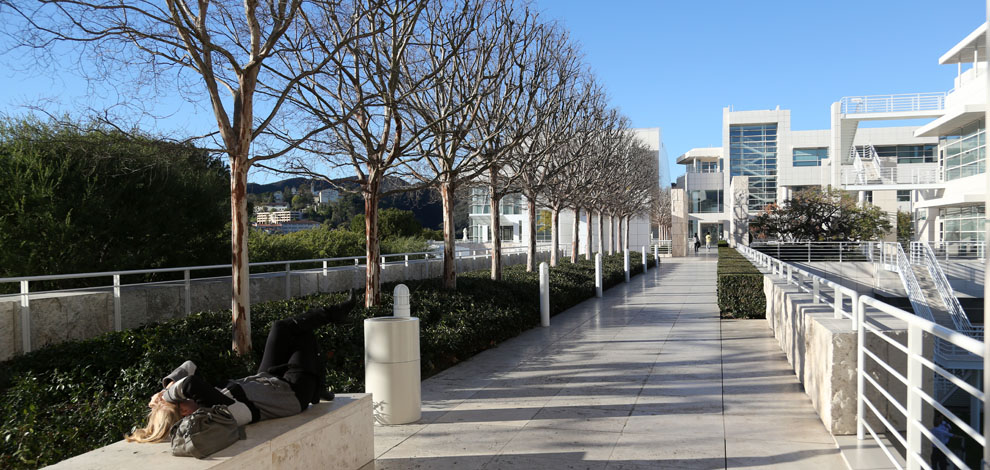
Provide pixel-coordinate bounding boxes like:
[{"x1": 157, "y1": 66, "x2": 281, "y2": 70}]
[
  {"x1": 0, "y1": 252, "x2": 545, "y2": 361},
  {"x1": 763, "y1": 274, "x2": 931, "y2": 436}
]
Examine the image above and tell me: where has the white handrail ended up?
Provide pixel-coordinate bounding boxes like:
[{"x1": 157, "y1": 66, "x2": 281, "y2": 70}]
[{"x1": 735, "y1": 243, "x2": 984, "y2": 470}]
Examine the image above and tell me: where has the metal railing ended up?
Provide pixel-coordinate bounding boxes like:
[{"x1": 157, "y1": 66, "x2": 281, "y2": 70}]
[
  {"x1": 844, "y1": 143, "x2": 942, "y2": 186},
  {"x1": 917, "y1": 241, "x2": 987, "y2": 261},
  {"x1": 911, "y1": 243, "x2": 980, "y2": 333},
  {"x1": 0, "y1": 245, "x2": 547, "y2": 354},
  {"x1": 652, "y1": 240, "x2": 672, "y2": 255},
  {"x1": 839, "y1": 92, "x2": 947, "y2": 114},
  {"x1": 736, "y1": 244, "x2": 984, "y2": 470}
]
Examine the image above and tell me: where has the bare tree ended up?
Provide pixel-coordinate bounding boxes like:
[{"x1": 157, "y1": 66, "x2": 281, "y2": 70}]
[
  {"x1": 653, "y1": 186, "x2": 672, "y2": 240},
  {"x1": 274, "y1": 0, "x2": 475, "y2": 307},
  {"x1": 614, "y1": 138, "x2": 659, "y2": 253},
  {"x1": 2, "y1": 0, "x2": 374, "y2": 354},
  {"x1": 470, "y1": 12, "x2": 559, "y2": 280},
  {"x1": 402, "y1": 1, "x2": 516, "y2": 289}
]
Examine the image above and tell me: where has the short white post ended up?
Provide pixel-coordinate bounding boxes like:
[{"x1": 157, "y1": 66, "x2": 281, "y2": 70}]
[
  {"x1": 113, "y1": 274, "x2": 122, "y2": 331},
  {"x1": 813, "y1": 277, "x2": 820, "y2": 304},
  {"x1": 393, "y1": 284, "x2": 410, "y2": 317},
  {"x1": 19, "y1": 280, "x2": 31, "y2": 353},
  {"x1": 786, "y1": 265, "x2": 792, "y2": 284},
  {"x1": 833, "y1": 287, "x2": 843, "y2": 320},
  {"x1": 323, "y1": 260, "x2": 329, "y2": 277},
  {"x1": 642, "y1": 246, "x2": 647, "y2": 273},
  {"x1": 285, "y1": 263, "x2": 292, "y2": 300},
  {"x1": 184, "y1": 270, "x2": 192, "y2": 316},
  {"x1": 654, "y1": 244, "x2": 659, "y2": 265},
  {"x1": 595, "y1": 253, "x2": 603, "y2": 298},
  {"x1": 623, "y1": 250, "x2": 630, "y2": 282},
  {"x1": 539, "y1": 262, "x2": 550, "y2": 327}
]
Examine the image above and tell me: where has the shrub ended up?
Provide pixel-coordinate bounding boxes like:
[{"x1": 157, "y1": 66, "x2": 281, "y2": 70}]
[
  {"x1": 0, "y1": 252, "x2": 646, "y2": 468},
  {"x1": 716, "y1": 246, "x2": 766, "y2": 319}
]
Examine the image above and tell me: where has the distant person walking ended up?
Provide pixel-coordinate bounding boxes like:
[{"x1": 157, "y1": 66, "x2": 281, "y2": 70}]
[
  {"x1": 694, "y1": 235, "x2": 701, "y2": 254},
  {"x1": 705, "y1": 233, "x2": 712, "y2": 250},
  {"x1": 931, "y1": 418, "x2": 953, "y2": 469}
]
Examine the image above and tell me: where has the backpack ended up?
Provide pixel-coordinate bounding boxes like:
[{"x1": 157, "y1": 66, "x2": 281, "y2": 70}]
[{"x1": 170, "y1": 405, "x2": 246, "y2": 458}]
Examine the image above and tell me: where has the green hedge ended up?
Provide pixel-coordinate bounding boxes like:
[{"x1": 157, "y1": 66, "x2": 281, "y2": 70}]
[
  {"x1": 716, "y1": 246, "x2": 766, "y2": 319},
  {"x1": 0, "y1": 252, "x2": 653, "y2": 468}
]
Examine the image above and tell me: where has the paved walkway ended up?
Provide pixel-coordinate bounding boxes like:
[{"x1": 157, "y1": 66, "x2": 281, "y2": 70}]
[{"x1": 365, "y1": 258, "x2": 846, "y2": 469}]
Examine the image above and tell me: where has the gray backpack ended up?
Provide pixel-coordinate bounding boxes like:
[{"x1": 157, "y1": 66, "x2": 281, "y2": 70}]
[{"x1": 170, "y1": 405, "x2": 246, "y2": 458}]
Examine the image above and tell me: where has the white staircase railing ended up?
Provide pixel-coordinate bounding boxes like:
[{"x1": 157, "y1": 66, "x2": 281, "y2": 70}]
[{"x1": 911, "y1": 242, "x2": 982, "y2": 335}]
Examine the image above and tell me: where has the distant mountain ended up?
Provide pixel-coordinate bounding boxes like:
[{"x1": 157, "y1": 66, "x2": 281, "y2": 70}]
[{"x1": 248, "y1": 176, "x2": 443, "y2": 230}]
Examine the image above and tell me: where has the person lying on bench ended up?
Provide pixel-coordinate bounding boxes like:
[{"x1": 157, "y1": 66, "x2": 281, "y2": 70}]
[{"x1": 126, "y1": 296, "x2": 355, "y2": 443}]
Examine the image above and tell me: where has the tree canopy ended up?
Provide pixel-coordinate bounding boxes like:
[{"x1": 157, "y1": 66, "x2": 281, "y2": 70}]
[
  {"x1": 0, "y1": 118, "x2": 229, "y2": 283},
  {"x1": 749, "y1": 188, "x2": 892, "y2": 242}
]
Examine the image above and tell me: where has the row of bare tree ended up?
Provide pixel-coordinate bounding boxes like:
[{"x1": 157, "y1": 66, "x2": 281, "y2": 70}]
[{"x1": 3, "y1": 0, "x2": 659, "y2": 355}]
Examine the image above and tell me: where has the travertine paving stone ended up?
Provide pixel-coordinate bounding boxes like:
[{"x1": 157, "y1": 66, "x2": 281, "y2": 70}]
[{"x1": 367, "y1": 258, "x2": 845, "y2": 469}]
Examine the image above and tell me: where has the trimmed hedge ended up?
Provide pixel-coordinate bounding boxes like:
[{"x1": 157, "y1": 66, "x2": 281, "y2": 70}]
[
  {"x1": 0, "y1": 252, "x2": 654, "y2": 469},
  {"x1": 716, "y1": 245, "x2": 766, "y2": 319}
]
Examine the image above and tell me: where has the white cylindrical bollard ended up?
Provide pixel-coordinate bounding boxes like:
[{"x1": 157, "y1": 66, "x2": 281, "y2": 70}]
[
  {"x1": 595, "y1": 253, "x2": 603, "y2": 298},
  {"x1": 393, "y1": 284, "x2": 410, "y2": 317},
  {"x1": 623, "y1": 250, "x2": 630, "y2": 282},
  {"x1": 642, "y1": 246, "x2": 647, "y2": 273},
  {"x1": 654, "y1": 244, "x2": 659, "y2": 266},
  {"x1": 539, "y1": 262, "x2": 550, "y2": 327},
  {"x1": 364, "y1": 317, "x2": 421, "y2": 424}
]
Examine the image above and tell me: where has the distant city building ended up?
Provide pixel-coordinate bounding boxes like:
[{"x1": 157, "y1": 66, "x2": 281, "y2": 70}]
[
  {"x1": 252, "y1": 220, "x2": 320, "y2": 234},
  {"x1": 254, "y1": 204, "x2": 289, "y2": 213},
  {"x1": 273, "y1": 192, "x2": 285, "y2": 203},
  {"x1": 318, "y1": 188, "x2": 341, "y2": 204},
  {"x1": 255, "y1": 210, "x2": 302, "y2": 224}
]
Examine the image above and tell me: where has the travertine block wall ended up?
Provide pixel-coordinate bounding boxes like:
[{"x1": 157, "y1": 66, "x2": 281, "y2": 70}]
[
  {"x1": 763, "y1": 275, "x2": 931, "y2": 436},
  {"x1": 1, "y1": 252, "x2": 548, "y2": 361}
]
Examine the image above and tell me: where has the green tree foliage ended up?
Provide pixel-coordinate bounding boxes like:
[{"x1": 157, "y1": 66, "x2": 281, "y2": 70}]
[
  {"x1": 0, "y1": 118, "x2": 229, "y2": 283},
  {"x1": 348, "y1": 208, "x2": 423, "y2": 240},
  {"x1": 896, "y1": 210, "x2": 915, "y2": 246},
  {"x1": 749, "y1": 188, "x2": 892, "y2": 241}
]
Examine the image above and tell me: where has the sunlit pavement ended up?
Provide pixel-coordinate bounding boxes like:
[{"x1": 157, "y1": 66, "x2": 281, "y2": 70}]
[{"x1": 364, "y1": 257, "x2": 846, "y2": 469}]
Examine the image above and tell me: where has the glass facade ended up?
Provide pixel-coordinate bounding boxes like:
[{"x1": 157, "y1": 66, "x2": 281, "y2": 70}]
[
  {"x1": 940, "y1": 120, "x2": 985, "y2": 181},
  {"x1": 940, "y1": 205, "x2": 985, "y2": 243},
  {"x1": 689, "y1": 160, "x2": 721, "y2": 173},
  {"x1": 793, "y1": 147, "x2": 828, "y2": 167},
  {"x1": 500, "y1": 194, "x2": 522, "y2": 215},
  {"x1": 536, "y1": 209, "x2": 552, "y2": 242},
  {"x1": 897, "y1": 190, "x2": 911, "y2": 202},
  {"x1": 469, "y1": 187, "x2": 490, "y2": 215},
  {"x1": 730, "y1": 124, "x2": 778, "y2": 211},
  {"x1": 689, "y1": 190, "x2": 723, "y2": 213},
  {"x1": 857, "y1": 144, "x2": 936, "y2": 164}
]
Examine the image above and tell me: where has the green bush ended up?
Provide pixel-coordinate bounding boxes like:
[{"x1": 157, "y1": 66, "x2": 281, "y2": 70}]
[
  {"x1": 716, "y1": 246, "x2": 765, "y2": 319},
  {"x1": 0, "y1": 252, "x2": 647, "y2": 468}
]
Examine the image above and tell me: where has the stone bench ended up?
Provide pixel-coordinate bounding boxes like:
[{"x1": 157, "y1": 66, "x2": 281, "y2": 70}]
[{"x1": 46, "y1": 393, "x2": 373, "y2": 470}]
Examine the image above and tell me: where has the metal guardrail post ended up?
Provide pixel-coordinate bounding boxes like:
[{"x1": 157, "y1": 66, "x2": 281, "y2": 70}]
[
  {"x1": 786, "y1": 265, "x2": 792, "y2": 284},
  {"x1": 808, "y1": 242, "x2": 811, "y2": 262},
  {"x1": 323, "y1": 261, "x2": 328, "y2": 277},
  {"x1": 850, "y1": 291, "x2": 859, "y2": 330},
  {"x1": 285, "y1": 263, "x2": 291, "y2": 300},
  {"x1": 19, "y1": 280, "x2": 31, "y2": 353},
  {"x1": 840, "y1": 242, "x2": 844, "y2": 263},
  {"x1": 113, "y1": 274, "x2": 122, "y2": 332},
  {"x1": 813, "y1": 277, "x2": 820, "y2": 304},
  {"x1": 184, "y1": 270, "x2": 191, "y2": 316},
  {"x1": 906, "y1": 322, "x2": 923, "y2": 470},
  {"x1": 834, "y1": 287, "x2": 843, "y2": 320},
  {"x1": 856, "y1": 296, "x2": 865, "y2": 441}
]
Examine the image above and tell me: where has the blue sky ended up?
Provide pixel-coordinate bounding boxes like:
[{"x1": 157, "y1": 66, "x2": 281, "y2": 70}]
[
  {"x1": 0, "y1": 1, "x2": 984, "y2": 184},
  {"x1": 535, "y1": 0, "x2": 984, "y2": 181}
]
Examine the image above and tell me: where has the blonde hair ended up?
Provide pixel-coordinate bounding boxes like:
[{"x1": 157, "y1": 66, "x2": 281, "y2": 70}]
[{"x1": 126, "y1": 398, "x2": 181, "y2": 443}]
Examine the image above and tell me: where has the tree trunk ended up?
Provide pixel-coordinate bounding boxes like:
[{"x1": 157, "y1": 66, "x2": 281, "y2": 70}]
[
  {"x1": 440, "y1": 181, "x2": 457, "y2": 289},
  {"x1": 608, "y1": 214, "x2": 615, "y2": 255},
  {"x1": 230, "y1": 157, "x2": 252, "y2": 355},
  {"x1": 489, "y1": 187, "x2": 502, "y2": 281},
  {"x1": 571, "y1": 207, "x2": 580, "y2": 263},
  {"x1": 584, "y1": 208, "x2": 593, "y2": 261},
  {"x1": 615, "y1": 216, "x2": 628, "y2": 253},
  {"x1": 623, "y1": 216, "x2": 630, "y2": 253},
  {"x1": 550, "y1": 207, "x2": 560, "y2": 267},
  {"x1": 364, "y1": 179, "x2": 381, "y2": 307},
  {"x1": 597, "y1": 210, "x2": 604, "y2": 255},
  {"x1": 526, "y1": 196, "x2": 537, "y2": 272}
]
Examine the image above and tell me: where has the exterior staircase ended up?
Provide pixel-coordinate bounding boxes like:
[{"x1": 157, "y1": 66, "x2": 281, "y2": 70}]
[{"x1": 911, "y1": 266, "x2": 958, "y2": 330}]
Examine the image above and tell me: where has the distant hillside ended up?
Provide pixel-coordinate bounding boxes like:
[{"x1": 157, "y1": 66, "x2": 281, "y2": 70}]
[{"x1": 248, "y1": 176, "x2": 444, "y2": 230}]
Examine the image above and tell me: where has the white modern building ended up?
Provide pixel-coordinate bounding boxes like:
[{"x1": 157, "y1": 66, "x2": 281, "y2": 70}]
[
  {"x1": 466, "y1": 128, "x2": 664, "y2": 256},
  {"x1": 255, "y1": 210, "x2": 303, "y2": 224},
  {"x1": 672, "y1": 23, "x2": 987, "y2": 257},
  {"x1": 317, "y1": 188, "x2": 341, "y2": 204}
]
